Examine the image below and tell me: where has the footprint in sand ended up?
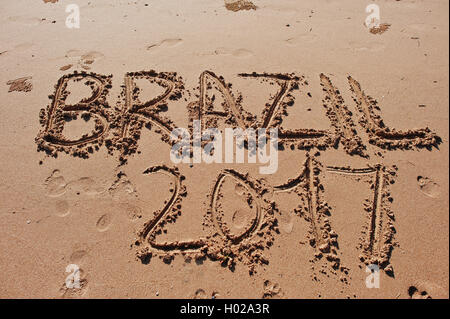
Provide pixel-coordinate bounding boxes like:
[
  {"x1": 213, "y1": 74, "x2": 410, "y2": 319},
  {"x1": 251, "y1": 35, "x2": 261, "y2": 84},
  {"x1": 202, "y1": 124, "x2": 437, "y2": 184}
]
[
  {"x1": 408, "y1": 281, "x2": 446, "y2": 299},
  {"x1": 232, "y1": 209, "x2": 252, "y2": 229},
  {"x1": 119, "y1": 203, "x2": 142, "y2": 221},
  {"x1": 63, "y1": 50, "x2": 104, "y2": 70},
  {"x1": 65, "y1": 49, "x2": 83, "y2": 58},
  {"x1": 108, "y1": 173, "x2": 137, "y2": 200},
  {"x1": 262, "y1": 280, "x2": 284, "y2": 299},
  {"x1": 234, "y1": 183, "x2": 246, "y2": 196},
  {"x1": 68, "y1": 243, "x2": 90, "y2": 266},
  {"x1": 79, "y1": 52, "x2": 103, "y2": 68},
  {"x1": 45, "y1": 171, "x2": 102, "y2": 197},
  {"x1": 215, "y1": 174, "x2": 258, "y2": 239},
  {"x1": 54, "y1": 200, "x2": 70, "y2": 217},
  {"x1": 146, "y1": 38, "x2": 183, "y2": 52},
  {"x1": 417, "y1": 176, "x2": 440, "y2": 198},
  {"x1": 211, "y1": 47, "x2": 254, "y2": 58},
  {"x1": 278, "y1": 211, "x2": 293, "y2": 234},
  {"x1": 193, "y1": 288, "x2": 207, "y2": 299},
  {"x1": 70, "y1": 251, "x2": 88, "y2": 264},
  {"x1": 66, "y1": 177, "x2": 102, "y2": 196},
  {"x1": 45, "y1": 170, "x2": 67, "y2": 197},
  {"x1": 96, "y1": 213, "x2": 112, "y2": 232}
]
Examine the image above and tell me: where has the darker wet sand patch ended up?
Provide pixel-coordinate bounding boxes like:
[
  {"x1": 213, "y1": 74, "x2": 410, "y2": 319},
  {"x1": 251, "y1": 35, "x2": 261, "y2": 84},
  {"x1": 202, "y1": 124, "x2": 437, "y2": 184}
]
[
  {"x1": 370, "y1": 23, "x2": 391, "y2": 35},
  {"x1": 6, "y1": 76, "x2": 33, "y2": 92},
  {"x1": 225, "y1": 0, "x2": 257, "y2": 12}
]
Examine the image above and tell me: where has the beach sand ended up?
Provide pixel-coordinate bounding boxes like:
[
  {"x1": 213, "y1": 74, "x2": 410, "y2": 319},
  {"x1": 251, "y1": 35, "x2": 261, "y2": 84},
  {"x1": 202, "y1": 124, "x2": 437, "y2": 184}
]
[{"x1": 0, "y1": 0, "x2": 448, "y2": 298}]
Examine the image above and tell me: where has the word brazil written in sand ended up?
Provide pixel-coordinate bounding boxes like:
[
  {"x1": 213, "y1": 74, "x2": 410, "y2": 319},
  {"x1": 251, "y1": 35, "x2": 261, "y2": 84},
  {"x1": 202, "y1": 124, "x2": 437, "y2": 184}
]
[{"x1": 36, "y1": 70, "x2": 441, "y2": 276}]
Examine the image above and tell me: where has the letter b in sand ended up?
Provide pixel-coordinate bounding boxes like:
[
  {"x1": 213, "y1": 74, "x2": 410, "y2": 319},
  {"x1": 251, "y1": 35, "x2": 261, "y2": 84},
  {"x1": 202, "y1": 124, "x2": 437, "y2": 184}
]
[
  {"x1": 65, "y1": 4, "x2": 80, "y2": 29},
  {"x1": 365, "y1": 264, "x2": 380, "y2": 288}
]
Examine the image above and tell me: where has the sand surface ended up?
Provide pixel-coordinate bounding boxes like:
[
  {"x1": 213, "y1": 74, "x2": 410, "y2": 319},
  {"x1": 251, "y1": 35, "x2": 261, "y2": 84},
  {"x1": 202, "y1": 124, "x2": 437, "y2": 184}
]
[{"x1": 0, "y1": 0, "x2": 448, "y2": 298}]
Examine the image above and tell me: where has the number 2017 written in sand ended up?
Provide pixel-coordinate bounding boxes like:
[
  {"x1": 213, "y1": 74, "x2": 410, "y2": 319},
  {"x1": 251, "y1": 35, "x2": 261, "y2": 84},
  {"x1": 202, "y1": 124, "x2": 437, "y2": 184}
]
[{"x1": 36, "y1": 70, "x2": 441, "y2": 277}]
